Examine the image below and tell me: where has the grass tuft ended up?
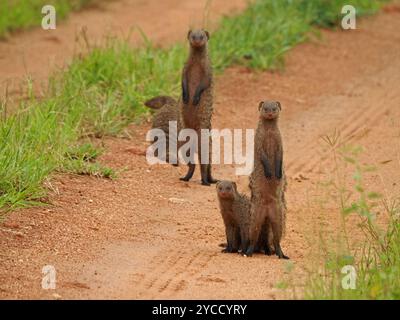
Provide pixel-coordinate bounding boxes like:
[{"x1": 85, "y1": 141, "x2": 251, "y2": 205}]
[
  {"x1": 0, "y1": 0, "x2": 93, "y2": 38},
  {"x1": 303, "y1": 132, "x2": 400, "y2": 299}
]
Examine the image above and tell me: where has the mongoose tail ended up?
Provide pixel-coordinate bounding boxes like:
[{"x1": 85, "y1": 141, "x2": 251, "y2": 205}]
[{"x1": 144, "y1": 96, "x2": 177, "y2": 110}]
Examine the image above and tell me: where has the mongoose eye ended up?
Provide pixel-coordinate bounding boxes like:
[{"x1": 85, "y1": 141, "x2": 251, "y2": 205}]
[{"x1": 199, "y1": 35, "x2": 204, "y2": 40}]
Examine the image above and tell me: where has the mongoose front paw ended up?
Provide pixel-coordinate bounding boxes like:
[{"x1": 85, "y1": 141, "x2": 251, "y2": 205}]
[
  {"x1": 192, "y1": 95, "x2": 201, "y2": 106},
  {"x1": 201, "y1": 180, "x2": 211, "y2": 186},
  {"x1": 279, "y1": 254, "x2": 290, "y2": 260},
  {"x1": 183, "y1": 95, "x2": 189, "y2": 104},
  {"x1": 180, "y1": 176, "x2": 190, "y2": 182}
]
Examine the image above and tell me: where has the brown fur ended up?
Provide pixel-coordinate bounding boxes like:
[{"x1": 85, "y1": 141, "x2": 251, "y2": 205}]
[
  {"x1": 216, "y1": 181, "x2": 250, "y2": 253},
  {"x1": 245, "y1": 101, "x2": 288, "y2": 259},
  {"x1": 216, "y1": 181, "x2": 270, "y2": 254},
  {"x1": 145, "y1": 96, "x2": 177, "y2": 110},
  {"x1": 179, "y1": 29, "x2": 216, "y2": 186},
  {"x1": 144, "y1": 96, "x2": 182, "y2": 165}
]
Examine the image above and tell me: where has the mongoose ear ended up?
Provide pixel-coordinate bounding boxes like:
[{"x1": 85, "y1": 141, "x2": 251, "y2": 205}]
[
  {"x1": 276, "y1": 101, "x2": 282, "y2": 110},
  {"x1": 216, "y1": 181, "x2": 221, "y2": 188},
  {"x1": 258, "y1": 101, "x2": 264, "y2": 111},
  {"x1": 204, "y1": 30, "x2": 210, "y2": 40},
  {"x1": 187, "y1": 30, "x2": 192, "y2": 39}
]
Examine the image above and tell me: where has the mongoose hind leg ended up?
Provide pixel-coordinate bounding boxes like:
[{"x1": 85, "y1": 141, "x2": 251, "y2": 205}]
[
  {"x1": 263, "y1": 225, "x2": 273, "y2": 256},
  {"x1": 180, "y1": 163, "x2": 195, "y2": 181},
  {"x1": 197, "y1": 131, "x2": 215, "y2": 186},
  {"x1": 200, "y1": 164, "x2": 211, "y2": 186},
  {"x1": 269, "y1": 203, "x2": 289, "y2": 259},
  {"x1": 206, "y1": 164, "x2": 218, "y2": 184},
  {"x1": 244, "y1": 205, "x2": 265, "y2": 257}
]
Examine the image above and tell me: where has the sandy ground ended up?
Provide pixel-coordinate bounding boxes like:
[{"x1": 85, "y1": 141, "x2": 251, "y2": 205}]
[{"x1": 1, "y1": 2, "x2": 400, "y2": 299}]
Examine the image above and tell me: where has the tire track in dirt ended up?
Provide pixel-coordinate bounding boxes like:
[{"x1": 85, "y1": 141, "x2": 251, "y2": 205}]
[
  {"x1": 286, "y1": 67, "x2": 396, "y2": 175},
  {"x1": 141, "y1": 251, "x2": 217, "y2": 298}
]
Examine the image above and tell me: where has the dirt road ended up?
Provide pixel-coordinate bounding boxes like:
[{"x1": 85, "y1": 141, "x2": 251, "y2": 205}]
[{"x1": 1, "y1": 4, "x2": 400, "y2": 299}]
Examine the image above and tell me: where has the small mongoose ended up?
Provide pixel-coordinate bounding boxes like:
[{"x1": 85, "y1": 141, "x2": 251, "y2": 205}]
[
  {"x1": 144, "y1": 96, "x2": 181, "y2": 166},
  {"x1": 216, "y1": 180, "x2": 270, "y2": 254},
  {"x1": 179, "y1": 29, "x2": 217, "y2": 186},
  {"x1": 245, "y1": 100, "x2": 288, "y2": 259},
  {"x1": 216, "y1": 180, "x2": 250, "y2": 253}
]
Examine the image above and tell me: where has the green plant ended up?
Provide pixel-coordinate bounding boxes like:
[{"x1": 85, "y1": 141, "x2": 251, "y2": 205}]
[
  {"x1": 0, "y1": 0, "x2": 93, "y2": 38},
  {"x1": 304, "y1": 131, "x2": 400, "y2": 299}
]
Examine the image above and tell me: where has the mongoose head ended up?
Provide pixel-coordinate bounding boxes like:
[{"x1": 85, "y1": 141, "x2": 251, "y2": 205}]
[
  {"x1": 258, "y1": 100, "x2": 281, "y2": 121},
  {"x1": 216, "y1": 180, "x2": 237, "y2": 200},
  {"x1": 187, "y1": 29, "x2": 210, "y2": 48}
]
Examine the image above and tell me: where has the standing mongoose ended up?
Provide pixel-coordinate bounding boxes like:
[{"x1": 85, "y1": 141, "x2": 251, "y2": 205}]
[
  {"x1": 179, "y1": 29, "x2": 217, "y2": 186},
  {"x1": 216, "y1": 180, "x2": 270, "y2": 254},
  {"x1": 144, "y1": 96, "x2": 181, "y2": 166},
  {"x1": 245, "y1": 100, "x2": 288, "y2": 259}
]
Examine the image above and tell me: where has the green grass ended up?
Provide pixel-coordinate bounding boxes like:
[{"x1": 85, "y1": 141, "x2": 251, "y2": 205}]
[
  {"x1": 303, "y1": 132, "x2": 400, "y2": 299},
  {"x1": 0, "y1": 0, "x2": 386, "y2": 213},
  {"x1": 0, "y1": 0, "x2": 93, "y2": 38}
]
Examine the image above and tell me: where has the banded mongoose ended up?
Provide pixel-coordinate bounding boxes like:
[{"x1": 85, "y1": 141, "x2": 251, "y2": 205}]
[
  {"x1": 216, "y1": 180, "x2": 250, "y2": 253},
  {"x1": 216, "y1": 180, "x2": 270, "y2": 254},
  {"x1": 179, "y1": 29, "x2": 217, "y2": 186},
  {"x1": 245, "y1": 101, "x2": 288, "y2": 259},
  {"x1": 144, "y1": 96, "x2": 181, "y2": 166}
]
